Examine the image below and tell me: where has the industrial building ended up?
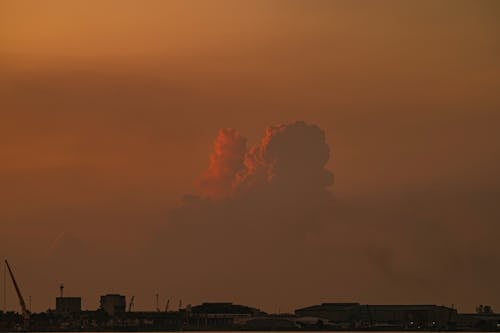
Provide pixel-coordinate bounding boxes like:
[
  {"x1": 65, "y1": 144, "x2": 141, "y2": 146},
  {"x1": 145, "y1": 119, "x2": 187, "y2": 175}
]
[
  {"x1": 457, "y1": 313, "x2": 500, "y2": 331},
  {"x1": 295, "y1": 302, "x2": 359, "y2": 322},
  {"x1": 187, "y1": 302, "x2": 265, "y2": 329},
  {"x1": 295, "y1": 303, "x2": 458, "y2": 329},
  {"x1": 55, "y1": 297, "x2": 82, "y2": 314},
  {"x1": 190, "y1": 302, "x2": 263, "y2": 316},
  {"x1": 99, "y1": 294, "x2": 126, "y2": 316}
]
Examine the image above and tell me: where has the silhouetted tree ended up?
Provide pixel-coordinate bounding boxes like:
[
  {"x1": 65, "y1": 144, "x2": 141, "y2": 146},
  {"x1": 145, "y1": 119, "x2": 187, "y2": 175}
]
[{"x1": 476, "y1": 305, "x2": 494, "y2": 314}]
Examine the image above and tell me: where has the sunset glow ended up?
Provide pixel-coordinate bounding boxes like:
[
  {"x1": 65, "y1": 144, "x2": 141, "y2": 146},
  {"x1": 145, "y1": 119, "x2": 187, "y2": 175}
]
[{"x1": 1, "y1": 0, "x2": 499, "y2": 316}]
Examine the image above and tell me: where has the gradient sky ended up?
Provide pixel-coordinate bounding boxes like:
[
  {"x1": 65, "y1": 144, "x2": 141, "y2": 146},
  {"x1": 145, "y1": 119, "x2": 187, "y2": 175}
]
[{"x1": 1, "y1": 0, "x2": 500, "y2": 314}]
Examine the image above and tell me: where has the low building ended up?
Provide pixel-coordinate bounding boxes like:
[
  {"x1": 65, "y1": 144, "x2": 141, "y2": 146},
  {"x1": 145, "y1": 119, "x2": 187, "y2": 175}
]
[
  {"x1": 295, "y1": 303, "x2": 360, "y2": 322},
  {"x1": 100, "y1": 294, "x2": 126, "y2": 316},
  {"x1": 55, "y1": 297, "x2": 82, "y2": 314},
  {"x1": 457, "y1": 313, "x2": 500, "y2": 331},
  {"x1": 244, "y1": 316, "x2": 299, "y2": 330},
  {"x1": 358, "y1": 304, "x2": 458, "y2": 329},
  {"x1": 188, "y1": 302, "x2": 266, "y2": 329},
  {"x1": 295, "y1": 303, "x2": 457, "y2": 329}
]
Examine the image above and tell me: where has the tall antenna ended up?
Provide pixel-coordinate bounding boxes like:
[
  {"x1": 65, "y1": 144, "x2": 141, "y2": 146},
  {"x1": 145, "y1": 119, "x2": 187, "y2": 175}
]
[
  {"x1": 155, "y1": 293, "x2": 160, "y2": 312},
  {"x1": 59, "y1": 284, "x2": 64, "y2": 298}
]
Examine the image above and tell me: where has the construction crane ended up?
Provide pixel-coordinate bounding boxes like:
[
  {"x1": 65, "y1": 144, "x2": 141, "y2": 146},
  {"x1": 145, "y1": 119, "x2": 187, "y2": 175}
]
[
  {"x1": 4, "y1": 260, "x2": 30, "y2": 323},
  {"x1": 128, "y1": 296, "x2": 135, "y2": 312}
]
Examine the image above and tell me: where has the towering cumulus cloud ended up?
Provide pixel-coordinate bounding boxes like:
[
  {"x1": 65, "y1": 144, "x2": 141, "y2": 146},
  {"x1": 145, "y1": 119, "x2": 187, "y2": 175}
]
[
  {"x1": 150, "y1": 121, "x2": 335, "y2": 301},
  {"x1": 237, "y1": 121, "x2": 334, "y2": 195},
  {"x1": 200, "y1": 128, "x2": 247, "y2": 198},
  {"x1": 200, "y1": 121, "x2": 333, "y2": 199}
]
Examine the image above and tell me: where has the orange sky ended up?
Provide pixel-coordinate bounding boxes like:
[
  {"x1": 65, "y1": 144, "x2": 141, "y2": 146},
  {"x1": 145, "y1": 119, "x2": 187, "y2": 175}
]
[{"x1": 1, "y1": 0, "x2": 500, "y2": 314}]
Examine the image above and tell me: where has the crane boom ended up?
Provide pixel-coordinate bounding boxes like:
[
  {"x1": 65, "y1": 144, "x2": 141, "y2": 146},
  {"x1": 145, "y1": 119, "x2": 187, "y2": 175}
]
[{"x1": 4, "y1": 260, "x2": 29, "y2": 318}]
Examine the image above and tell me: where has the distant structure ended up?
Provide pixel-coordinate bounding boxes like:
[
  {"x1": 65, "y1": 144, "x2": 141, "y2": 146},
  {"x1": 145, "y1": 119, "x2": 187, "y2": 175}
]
[
  {"x1": 189, "y1": 302, "x2": 265, "y2": 329},
  {"x1": 5, "y1": 260, "x2": 498, "y2": 332},
  {"x1": 4, "y1": 260, "x2": 30, "y2": 328},
  {"x1": 295, "y1": 303, "x2": 458, "y2": 330},
  {"x1": 100, "y1": 294, "x2": 126, "y2": 316},
  {"x1": 295, "y1": 303, "x2": 359, "y2": 322},
  {"x1": 128, "y1": 296, "x2": 135, "y2": 312},
  {"x1": 55, "y1": 284, "x2": 82, "y2": 314},
  {"x1": 55, "y1": 297, "x2": 81, "y2": 314},
  {"x1": 191, "y1": 302, "x2": 263, "y2": 316}
]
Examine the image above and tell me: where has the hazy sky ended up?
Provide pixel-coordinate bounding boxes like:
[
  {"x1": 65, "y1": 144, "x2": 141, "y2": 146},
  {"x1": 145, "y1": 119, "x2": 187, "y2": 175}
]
[{"x1": 1, "y1": 0, "x2": 500, "y2": 314}]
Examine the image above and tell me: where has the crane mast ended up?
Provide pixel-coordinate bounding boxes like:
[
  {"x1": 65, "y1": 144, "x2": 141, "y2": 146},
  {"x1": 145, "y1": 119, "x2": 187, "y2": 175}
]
[{"x1": 4, "y1": 260, "x2": 29, "y2": 320}]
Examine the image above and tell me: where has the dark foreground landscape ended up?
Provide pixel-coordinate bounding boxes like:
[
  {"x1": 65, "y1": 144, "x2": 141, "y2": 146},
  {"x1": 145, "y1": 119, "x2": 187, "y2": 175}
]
[{"x1": 1, "y1": 300, "x2": 500, "y2": 332}]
